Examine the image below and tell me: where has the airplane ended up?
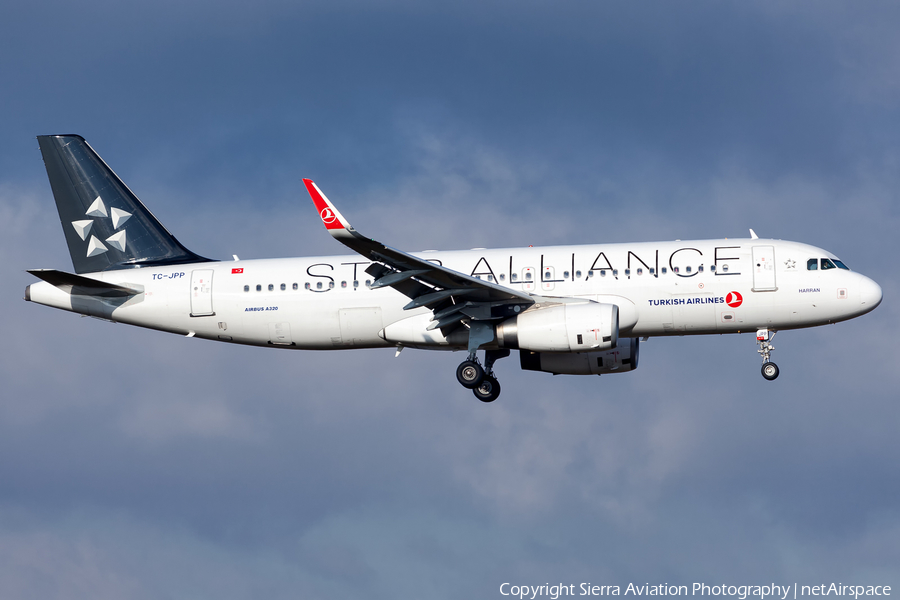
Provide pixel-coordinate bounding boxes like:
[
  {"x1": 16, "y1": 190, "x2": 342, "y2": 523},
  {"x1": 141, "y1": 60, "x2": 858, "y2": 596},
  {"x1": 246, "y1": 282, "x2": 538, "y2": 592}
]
[{"x1": 25, "y1": 134, "x2": 883, "y2": 402}]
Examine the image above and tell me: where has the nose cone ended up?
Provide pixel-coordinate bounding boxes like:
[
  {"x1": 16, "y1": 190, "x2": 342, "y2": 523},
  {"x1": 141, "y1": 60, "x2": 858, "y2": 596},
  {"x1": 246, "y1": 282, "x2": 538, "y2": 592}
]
[{"x1": 859, "y1": 276, "x2": 883, "y2": 313}]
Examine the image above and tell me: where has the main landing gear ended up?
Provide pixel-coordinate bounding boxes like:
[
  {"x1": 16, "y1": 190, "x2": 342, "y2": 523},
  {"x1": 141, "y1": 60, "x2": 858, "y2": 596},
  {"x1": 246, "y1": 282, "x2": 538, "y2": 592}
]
[
  {"x1": 457, "y1": 349, "x2": 509, "y2": 402},
  {"x1": 456, "y1": 359, "x2": 484, "y2": 388},
  {"x1": 757, "y1": 328, "x2": 779, "y2": 381}
]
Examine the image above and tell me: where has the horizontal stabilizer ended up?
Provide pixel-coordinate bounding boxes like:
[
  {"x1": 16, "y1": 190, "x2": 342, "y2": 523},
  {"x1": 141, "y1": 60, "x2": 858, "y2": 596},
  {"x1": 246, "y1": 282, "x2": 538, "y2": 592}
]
[{"x1": 27, "y1": 269, "x2": 143, "y2": 297}]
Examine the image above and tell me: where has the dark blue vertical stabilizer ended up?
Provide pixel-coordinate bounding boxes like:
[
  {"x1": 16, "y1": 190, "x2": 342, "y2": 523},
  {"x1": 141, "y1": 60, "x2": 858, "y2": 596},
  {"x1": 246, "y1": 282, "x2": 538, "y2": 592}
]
[{"x1": 37, "y1": 135, "x2": 212, "y2": 274}]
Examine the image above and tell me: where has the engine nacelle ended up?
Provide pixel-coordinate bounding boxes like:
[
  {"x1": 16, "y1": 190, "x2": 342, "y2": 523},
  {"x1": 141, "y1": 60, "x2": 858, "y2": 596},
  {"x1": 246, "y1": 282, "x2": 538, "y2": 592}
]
[
  {"x1": 496, "y1": 302, "x2": 618, "y2": 352},
  {"x1": 519, "y1": 337, "x2": 640, "y2": 375}
]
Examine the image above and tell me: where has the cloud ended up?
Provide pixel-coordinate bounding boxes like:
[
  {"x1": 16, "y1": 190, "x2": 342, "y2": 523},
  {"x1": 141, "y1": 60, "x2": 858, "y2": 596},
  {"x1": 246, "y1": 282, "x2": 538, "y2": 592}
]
[{"x1": 1, "y1": 1, "x2": 899, "y2": 597}]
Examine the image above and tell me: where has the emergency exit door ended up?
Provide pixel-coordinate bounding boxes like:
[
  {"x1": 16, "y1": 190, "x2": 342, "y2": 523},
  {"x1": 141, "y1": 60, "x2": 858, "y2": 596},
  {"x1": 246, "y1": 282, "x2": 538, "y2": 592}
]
[
  {"x1": 751, "y1": 246, "x2": 777, "y2": 292},
  {"x1": 190, "y1": 269, "x2": 215, "y2": 316}
]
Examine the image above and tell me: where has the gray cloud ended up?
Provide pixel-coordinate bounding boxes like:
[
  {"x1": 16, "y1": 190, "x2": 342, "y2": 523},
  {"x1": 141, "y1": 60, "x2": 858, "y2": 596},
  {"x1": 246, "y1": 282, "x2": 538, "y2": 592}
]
[{"x1": 1, "y1": 1, "x2": 898, "y2": 598}]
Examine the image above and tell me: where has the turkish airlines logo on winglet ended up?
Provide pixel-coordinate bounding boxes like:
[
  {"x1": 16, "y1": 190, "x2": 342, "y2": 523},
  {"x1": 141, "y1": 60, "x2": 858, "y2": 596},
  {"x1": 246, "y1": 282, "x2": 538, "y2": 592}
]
[
  {"x1": 726, "y1": 291, "x2": 743, "y2": 308},
  {"x1": 320, "y1": 207, "x2": 337, "y2": 225}
]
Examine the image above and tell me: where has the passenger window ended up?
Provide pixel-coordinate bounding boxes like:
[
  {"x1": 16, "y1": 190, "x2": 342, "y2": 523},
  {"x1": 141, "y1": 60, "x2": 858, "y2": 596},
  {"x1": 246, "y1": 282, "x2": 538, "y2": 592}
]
[
  {"x1": 821, "y1": 258, "x2": 836, "y2": 270},
  {"x1": 341, "y1": 281, "x2": 347, "y2": 288},
  {"x1": 722, "y1": 265, "x2": 729, "y2": 272},
  {"x1": 613, "y1": 269, "x2": 618, "y2": 276},
  {"x1": 698, "y1": 265, "x2": 703, "y2": 273},
  {"x1": 488, "y1": 275, "x2": 494, "y2": 282},
  {"x1": 305, "y1": 283, "x2": 311, "y2": 290},
  {"x1": 329, "y1": 281, "x2": 335, "y2": 289},
  {"x1": 243, "y1": 285, "x2": 249, "y2": 292},
  {"x1": 293, "y1": 283, "x2": 298, "y2": 290},
  {"x1": 686, "y1": 266, "x2": 692, "y2": 273},
  {"x1": 649, "y1": 268, "x2": 655, "y2": 275},
  {"x1": 807, "y1": 259, "x2": 818, "y2": 270},
  {"x1": 511, "y1": 273, "x2": 518, "y2": 281},
  {"x1": 673, "y1": 267, "x2": 680, "y2": 274},
  {"x1": 316, "y1": 282, "x2": 323, "y2": 289},
  {"x1": 588, "y1": 271, "x2": 594, "y2": 277},
  {"x1": 575, "y1": 270, "x2": 582, "y2": 278},
  {"x1": 353, "y1": 280, "x2": 359, "y2": 289},
  {"x1": 624, "y1": 269, "x2": 630, "y2": 276},
  {"x1": 661, "y1": 267, "x2": 667, "y2": 274},
  {"x1": 563, "y1": 271, "x2": 569, "y2": 279},
  {"x1": 280, "y1": 283, "x2": 286, "y2": 291},
  {"x1": 600, "y1": 270, "x2": 606, "y2": 277},
  {"x1": 525, "y1": 272, "x2": 532, "y2": 281},
  {"x1": 710, "y1": 265, "x2": 716, "y2": 272},
  {"x1": 637, "y1": 268, "x2": 643, "y2": 275},
  {"x1": 366, "y1": 280, "x2": 372, "y2": 287},
  {"x1": 268, "y1": 284, "x2": 274, "y2": 291},
  {"x1": 256, "y1": 284, "x2": 262, "y2": 292},
  {"x1": 499, "y1": 274, "x2": 506, "y2": 281}
]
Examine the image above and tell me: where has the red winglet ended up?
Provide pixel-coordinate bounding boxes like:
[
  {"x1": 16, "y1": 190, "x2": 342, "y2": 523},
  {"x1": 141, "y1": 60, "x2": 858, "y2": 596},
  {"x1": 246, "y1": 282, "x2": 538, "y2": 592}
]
[{"x1": 303, "y1": 178, "x2": 350, "y2": 231}]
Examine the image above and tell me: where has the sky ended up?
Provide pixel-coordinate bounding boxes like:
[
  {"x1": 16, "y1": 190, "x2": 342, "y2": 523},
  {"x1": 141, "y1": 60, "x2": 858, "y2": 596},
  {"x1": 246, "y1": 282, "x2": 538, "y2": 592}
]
[{"x1": 1, "y1": 1, "x2": 899, "y2": 598}]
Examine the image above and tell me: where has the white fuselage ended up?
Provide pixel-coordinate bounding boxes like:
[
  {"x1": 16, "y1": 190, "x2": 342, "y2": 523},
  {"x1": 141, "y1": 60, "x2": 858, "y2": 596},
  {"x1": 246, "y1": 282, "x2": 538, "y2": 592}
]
[{"x1": 26, "y1": 238, "x2": 882, "y2": 350}]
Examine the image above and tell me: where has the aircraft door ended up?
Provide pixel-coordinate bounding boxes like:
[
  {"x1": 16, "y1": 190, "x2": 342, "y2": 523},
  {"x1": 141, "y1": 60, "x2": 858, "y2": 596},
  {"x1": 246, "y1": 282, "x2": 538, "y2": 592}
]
[
  {"x1": 541, "y1": 266, "x2": 555, "y2": 292},
  {"x1": 190, "y1": 269, "x2": 215, "y2": 316},
  {"x1": 751, "y1": 246, "x2": 777, "y2": 292},
  {"x1": 522, "y1": 267, "x2": 536, "y2": 292}
]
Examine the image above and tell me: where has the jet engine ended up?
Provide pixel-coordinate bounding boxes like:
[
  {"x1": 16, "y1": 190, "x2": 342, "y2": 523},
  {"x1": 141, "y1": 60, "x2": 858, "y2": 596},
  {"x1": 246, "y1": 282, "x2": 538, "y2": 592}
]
[
  {"x1": 519, "y1": 337, "x2": 640, "y2": 375},
  {"x1": 496, "y1": 302, "x2": 618, "y2": 352}
]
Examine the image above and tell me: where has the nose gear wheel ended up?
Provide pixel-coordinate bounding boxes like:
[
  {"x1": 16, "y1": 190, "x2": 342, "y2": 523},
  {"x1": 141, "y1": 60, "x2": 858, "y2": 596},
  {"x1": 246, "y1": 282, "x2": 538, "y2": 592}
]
[{"x1": 756, "y1": 329, "x2": 779, "y2": 381}]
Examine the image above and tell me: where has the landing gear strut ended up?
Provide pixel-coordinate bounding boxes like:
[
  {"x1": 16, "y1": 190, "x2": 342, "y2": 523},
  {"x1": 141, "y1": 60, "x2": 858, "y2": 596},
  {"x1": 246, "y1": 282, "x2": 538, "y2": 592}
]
[
  {"x1": 757, "y1": 328, "x2": 779, "y2": 381},
  {"x1": 455, "y1": 322, "x2": 508, "y2": 401},
  {"x1": 472, "y1": 349, "x2": 509, "y2": 402},
  {"x1": 456, "y1": 349, "x2": 510, "y2": 402}
]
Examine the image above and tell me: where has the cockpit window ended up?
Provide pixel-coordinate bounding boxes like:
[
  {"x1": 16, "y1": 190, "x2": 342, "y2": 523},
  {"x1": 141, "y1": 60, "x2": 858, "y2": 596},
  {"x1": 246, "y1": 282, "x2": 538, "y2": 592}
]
[{"x1": 808, "y1": 257, "x2": 847, "y2": 271}]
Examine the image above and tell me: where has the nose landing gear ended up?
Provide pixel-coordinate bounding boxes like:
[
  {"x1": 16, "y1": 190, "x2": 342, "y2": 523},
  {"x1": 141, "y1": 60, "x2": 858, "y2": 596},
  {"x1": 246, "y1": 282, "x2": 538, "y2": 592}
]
[{"x1": 757, "y1": 328, "x2": 779, "y2": 381}]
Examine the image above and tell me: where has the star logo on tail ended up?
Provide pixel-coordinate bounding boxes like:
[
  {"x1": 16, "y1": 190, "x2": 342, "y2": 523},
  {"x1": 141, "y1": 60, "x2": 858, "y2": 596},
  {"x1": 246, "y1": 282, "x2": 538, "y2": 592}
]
[{"x1": 70, "y1": 196, "x2": 132, "y2": 257}]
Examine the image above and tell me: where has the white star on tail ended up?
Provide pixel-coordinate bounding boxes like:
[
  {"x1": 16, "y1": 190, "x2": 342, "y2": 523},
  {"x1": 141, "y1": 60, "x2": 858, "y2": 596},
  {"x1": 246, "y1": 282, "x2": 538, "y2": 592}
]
[
  {"x1": 106, "y1": 230, "x2": 127, "y2": 252},
  {"x1": 86, "y1": 235, "x2": 108, "y2": 257},
  {"x1": 110, "y1": 207, "x2": 131, "y2": 229},
  {"x1": 86, "y1": 196, "x2": 107, "y2": 218},
  {"x1": 71, "y1": 220, "x2": 93, "y2": 240}
]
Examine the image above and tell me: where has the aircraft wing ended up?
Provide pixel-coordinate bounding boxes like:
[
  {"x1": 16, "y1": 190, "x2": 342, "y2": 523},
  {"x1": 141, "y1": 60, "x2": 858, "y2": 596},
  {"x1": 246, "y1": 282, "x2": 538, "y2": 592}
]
[{"x1": 303, "y1": 179, "x2": 534, "y2": 332}]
